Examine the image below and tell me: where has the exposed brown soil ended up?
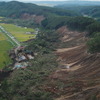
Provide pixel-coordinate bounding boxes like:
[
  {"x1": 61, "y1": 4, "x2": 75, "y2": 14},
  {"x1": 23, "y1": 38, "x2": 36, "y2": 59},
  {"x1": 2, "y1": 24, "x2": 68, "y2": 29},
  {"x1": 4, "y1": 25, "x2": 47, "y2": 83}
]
[
  {"x1": 47, "y1": 26, "x2": 100, "y2": 100},
  {"x1": 55, "y1": 85, "x2": 100, "y2": 100},
  {"x1": 21, "y1": 13, "x2": 45, "y2": 24},
  {"x1": 34, "y1": 15, "x2": 45, "y2": 24}
]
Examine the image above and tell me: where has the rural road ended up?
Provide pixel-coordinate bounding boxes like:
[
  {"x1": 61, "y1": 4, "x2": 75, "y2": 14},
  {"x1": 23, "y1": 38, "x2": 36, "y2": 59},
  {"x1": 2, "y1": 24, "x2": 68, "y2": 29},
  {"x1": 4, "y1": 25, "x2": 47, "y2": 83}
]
[{"x1": 0, "y1": 26, "x2": 20, "y2": 46}]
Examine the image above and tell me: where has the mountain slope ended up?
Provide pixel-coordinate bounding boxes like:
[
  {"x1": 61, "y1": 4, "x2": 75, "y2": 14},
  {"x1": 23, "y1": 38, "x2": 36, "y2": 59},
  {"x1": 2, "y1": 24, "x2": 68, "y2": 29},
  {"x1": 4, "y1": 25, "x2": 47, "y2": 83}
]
[
  {"x1": 0, "y1": 1, "x2": 80, "y2": 18},
  {"x1": 55, "y1": 4, "x2": 100, "y2": 18}
]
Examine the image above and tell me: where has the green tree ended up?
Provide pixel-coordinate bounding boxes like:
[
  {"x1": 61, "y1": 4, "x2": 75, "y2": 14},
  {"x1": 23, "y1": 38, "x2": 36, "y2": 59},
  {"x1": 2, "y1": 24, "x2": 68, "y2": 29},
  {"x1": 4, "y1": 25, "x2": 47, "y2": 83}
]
[{"x1": 87, "y1": 35, "x2": 100, "y2": 53}]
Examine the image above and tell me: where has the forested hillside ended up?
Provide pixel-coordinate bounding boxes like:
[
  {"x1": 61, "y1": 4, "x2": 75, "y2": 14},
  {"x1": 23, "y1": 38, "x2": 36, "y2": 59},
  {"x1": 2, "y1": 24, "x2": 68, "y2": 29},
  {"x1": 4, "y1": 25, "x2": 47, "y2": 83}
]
[
  {"x1": 56, "y1": 4, "x2": 100, "y2": 18},
  {"x1": 0, "y1": 1, "x2": 79, "y2": 18}
]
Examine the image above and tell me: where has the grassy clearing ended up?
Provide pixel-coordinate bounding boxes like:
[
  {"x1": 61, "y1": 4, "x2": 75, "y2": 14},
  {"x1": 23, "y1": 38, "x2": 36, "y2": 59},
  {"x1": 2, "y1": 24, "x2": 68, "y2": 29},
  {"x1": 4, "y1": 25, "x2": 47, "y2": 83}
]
[
  {"x1": 0, "y1": 32, "x2": 6, "y2": 41},
  {"x1": 0, "y1": 27, "x2": 18, "y2": 46},
  {"x1": 0, "y1": 16, "x2": 4, "y2": 22},
  {"x1": 0, "y1": 23, "x2": 35, "y2": 42},
  {"x1": 0, "y1": 16, "x2": 4, "y2": 18},
  {"x1": 0, "y1": 31, "x2": 13, "y2": 69},
  {"x1": 0, "y1": 40, "x2": 13, "y2": 69}
]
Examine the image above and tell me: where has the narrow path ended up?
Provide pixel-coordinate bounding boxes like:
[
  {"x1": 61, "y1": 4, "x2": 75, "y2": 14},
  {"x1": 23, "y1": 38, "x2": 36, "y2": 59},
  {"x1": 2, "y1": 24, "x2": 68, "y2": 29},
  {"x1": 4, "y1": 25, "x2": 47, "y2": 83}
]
[
  {"x1": 56, "y1": 45, "x2": 83, "y2": 53},
  {"x1": 0, "y1": 26, "x2": 20, "y2": 46}
]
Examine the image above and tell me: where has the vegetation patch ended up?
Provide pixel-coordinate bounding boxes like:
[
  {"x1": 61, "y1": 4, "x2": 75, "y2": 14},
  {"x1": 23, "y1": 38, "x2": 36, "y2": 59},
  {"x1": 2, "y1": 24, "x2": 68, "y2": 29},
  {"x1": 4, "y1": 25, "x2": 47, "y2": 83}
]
[
  {"x1": 87, "y1": 35, "x2": 100, "y2": 53},
  {"x1": 0, "y1": 40, "x2": 13, "y2": 69},
  {"x1": 27, "y1": 30, "x2": 60, "y2": 53},
  {"x1": 0, "y1": 32, "x2": 6, "y2": 41},
  {"x1": 0, "y1": 31, "x2": 13, "y2": 69}
]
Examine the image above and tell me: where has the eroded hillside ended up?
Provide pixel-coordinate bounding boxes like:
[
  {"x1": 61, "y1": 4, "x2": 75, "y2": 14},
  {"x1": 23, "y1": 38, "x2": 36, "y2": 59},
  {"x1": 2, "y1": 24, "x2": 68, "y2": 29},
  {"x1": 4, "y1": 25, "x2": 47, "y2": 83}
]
[{"x1": 48, "y1": 26, "x2": 100, "y2": 100}]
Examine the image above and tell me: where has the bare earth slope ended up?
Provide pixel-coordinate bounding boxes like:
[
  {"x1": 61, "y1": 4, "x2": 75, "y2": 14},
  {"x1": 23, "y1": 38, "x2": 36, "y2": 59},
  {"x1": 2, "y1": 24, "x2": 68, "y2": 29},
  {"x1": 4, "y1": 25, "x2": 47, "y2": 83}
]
[{"x1": 49, "y1": 26, "x2": 100, "y2": 100}]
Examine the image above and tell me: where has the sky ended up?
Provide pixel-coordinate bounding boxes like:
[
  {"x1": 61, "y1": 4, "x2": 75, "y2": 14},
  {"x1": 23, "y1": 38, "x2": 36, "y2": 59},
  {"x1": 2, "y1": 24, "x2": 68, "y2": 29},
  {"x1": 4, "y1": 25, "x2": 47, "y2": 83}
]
[{"x1": 0, "y1": 0, "x2": 100, "y2": 1}]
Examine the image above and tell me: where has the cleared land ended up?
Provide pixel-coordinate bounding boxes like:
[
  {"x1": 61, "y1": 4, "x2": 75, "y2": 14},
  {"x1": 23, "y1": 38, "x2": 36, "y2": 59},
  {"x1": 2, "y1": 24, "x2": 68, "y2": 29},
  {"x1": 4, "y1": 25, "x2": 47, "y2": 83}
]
[{"x1": 0, "y1": 23, "x2": 35, "y2": 42}]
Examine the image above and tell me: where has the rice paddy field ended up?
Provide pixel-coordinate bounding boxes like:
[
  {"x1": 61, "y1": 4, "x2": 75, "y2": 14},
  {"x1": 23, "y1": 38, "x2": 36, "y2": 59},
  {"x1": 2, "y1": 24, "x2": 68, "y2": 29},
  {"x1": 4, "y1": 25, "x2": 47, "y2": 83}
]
[
  {"x1": 0, "y1": 23, "x2": 36, "y2": 42},
  {"x1": 0, "y1": 31, "x2": 13, "y2": 69}
]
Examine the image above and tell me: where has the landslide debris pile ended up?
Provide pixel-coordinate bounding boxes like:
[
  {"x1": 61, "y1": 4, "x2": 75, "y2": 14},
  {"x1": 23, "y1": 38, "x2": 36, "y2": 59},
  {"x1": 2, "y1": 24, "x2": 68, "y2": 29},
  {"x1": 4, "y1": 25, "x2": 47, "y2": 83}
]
[{"x1": 49, "y1": 26, "x2": 100, "y2": 100}]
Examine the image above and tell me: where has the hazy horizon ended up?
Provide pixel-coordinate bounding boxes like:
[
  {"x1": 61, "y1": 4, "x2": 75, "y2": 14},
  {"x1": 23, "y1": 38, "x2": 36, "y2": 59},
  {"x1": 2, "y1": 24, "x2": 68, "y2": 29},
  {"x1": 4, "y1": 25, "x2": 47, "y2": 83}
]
[{"x1": 1, "y1": 0, "x2": 100, "y2": 2}]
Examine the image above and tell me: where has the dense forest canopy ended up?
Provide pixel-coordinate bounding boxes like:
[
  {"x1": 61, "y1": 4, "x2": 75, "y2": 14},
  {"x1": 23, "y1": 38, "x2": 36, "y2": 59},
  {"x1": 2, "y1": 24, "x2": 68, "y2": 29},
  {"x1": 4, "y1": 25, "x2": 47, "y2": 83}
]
[
  {"x1": 55, "y1": 4, "x2": 100, "y2": 18},
  {"x1": 0, "y1": 1, "x2": 80, "y2": 18}
]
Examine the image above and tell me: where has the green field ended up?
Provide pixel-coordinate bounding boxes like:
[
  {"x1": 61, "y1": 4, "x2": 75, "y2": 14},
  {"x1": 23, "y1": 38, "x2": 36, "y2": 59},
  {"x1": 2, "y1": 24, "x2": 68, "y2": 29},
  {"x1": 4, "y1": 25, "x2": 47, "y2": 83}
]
[
  {"x1": 0, "y1": 16, "x2": 4, "y2": 22},
  {"x1": 0, "y1": 23, "x2": 35, "y2": 42},
  {"x1": 0, "y1": 16, "x2": 4, "y2": 18},
  {"x1": 0, "y1": 31, "x2": 6, "y2": 41},
  {"x1": 0, "y1": 32, "x2": 13, "y2": 69}
]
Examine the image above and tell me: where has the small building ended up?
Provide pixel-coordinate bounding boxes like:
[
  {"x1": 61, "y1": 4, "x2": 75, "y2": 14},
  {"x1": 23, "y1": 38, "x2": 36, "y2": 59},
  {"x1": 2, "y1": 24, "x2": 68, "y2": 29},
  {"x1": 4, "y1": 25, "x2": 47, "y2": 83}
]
[{"x1": 13, "y1": 62, "x2": 29, "y2": 69}]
